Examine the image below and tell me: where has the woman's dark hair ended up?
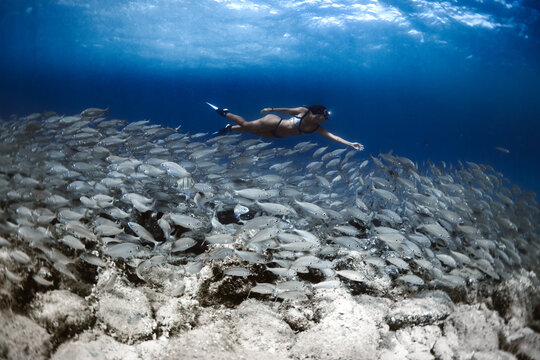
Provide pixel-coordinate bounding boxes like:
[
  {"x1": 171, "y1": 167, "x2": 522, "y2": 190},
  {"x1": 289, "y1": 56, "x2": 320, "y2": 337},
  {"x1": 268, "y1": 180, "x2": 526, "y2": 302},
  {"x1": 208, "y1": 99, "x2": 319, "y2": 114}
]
[
  {"x1": 306, "y1": 105, "x2": 327, "y2": 114},
  {"x1": 306, "y1": 105, "x2": 329, "y2": 119}
]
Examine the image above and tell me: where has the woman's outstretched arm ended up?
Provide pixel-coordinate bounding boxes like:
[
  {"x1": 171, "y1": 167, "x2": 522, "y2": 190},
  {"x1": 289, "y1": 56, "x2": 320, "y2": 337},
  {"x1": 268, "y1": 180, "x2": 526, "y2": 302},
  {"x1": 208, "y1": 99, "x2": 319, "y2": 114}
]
[
  {"x1": 261, "y1": 107, "x2": 306, "y2": 115},
  {"x1": 316, "y1": 126, "x2": 364, "y2": 150}
]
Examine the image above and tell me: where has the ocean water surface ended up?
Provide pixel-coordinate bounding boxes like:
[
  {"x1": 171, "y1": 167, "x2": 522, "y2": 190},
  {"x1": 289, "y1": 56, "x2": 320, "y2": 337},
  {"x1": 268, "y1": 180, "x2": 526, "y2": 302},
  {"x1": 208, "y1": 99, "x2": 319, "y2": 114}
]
[{"x1": 0, "y1": 0, "x2": 539, "y2": 193}]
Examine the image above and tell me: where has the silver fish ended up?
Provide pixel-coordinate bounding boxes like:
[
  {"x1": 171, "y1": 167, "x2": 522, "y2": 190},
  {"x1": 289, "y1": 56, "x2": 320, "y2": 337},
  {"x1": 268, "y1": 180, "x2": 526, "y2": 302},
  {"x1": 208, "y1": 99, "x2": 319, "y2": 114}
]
[
  {"x1": 172, "y1": 237, "x2": 197, "y2": 252},
  {"x1": 10, "y1": 250, "x2": 32, "y2": 264},
  {"x1": 224, "y1": 267, "x2": 252, "y2": 277},
  {"x1": 294, "y1": 200, "x2": 328, "y2": 220},
  {"x1": 103, "y1": 243, "x2": 140, "y2": 259},
  {"x1": 336, "y1": 270, "x2": 368, "y2": 282},
  {"x1": 396, "y1": 274, "x2": 424, "y2": 286},
  {"x1": 205, "y1": 234, "x2": 234, "y2": 244},
  {"x1": 128, "y1": 222, "x2": 157, "y2": 245},
  {"x1": 167, "y1": 213, "x2": 204, "y2": 229},
  {"x1": 81, "y1": 106, "x2": 109, "y2": 117}
]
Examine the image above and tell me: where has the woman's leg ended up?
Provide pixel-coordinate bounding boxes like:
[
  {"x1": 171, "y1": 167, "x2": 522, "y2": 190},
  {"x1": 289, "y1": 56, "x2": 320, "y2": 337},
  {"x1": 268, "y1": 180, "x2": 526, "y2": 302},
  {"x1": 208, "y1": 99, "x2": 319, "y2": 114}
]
[
  {"x1": 226, "y1": 113, "x2": 281, "y2": 137},
  {"x1": 230, "y1": 125, "x2": 275, "y2": 138}
]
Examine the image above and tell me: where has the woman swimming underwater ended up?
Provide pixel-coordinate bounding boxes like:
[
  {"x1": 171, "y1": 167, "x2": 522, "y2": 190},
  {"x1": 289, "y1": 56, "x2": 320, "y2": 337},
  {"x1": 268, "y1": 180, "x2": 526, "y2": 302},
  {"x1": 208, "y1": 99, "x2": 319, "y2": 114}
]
[{"x1": 210, "y1": 104, "x2": 364, "y2": 150}]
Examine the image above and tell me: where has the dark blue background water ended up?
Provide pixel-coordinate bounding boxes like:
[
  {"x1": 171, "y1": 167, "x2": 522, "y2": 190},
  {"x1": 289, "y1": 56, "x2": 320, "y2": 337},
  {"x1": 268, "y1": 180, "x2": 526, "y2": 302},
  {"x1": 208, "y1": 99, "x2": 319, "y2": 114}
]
[{"x1": 1, "y1": 1, "x2": 539, "y2": 194}]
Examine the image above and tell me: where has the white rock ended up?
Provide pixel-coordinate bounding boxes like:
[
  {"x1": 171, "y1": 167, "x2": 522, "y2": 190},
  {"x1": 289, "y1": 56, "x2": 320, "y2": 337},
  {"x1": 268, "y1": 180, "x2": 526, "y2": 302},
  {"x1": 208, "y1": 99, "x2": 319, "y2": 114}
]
[
  {"x1": 396, "y1": 325, "x2": 442, "y2": 355},
  {"x1": 443, "y1": 303, "x2": 502, "y2": 353},
  {"x1": 96, "y1": 283, "x2": 155, "y2": 344},
  {"x1": 0, "y1": 311, "x2": 51, "y2": 360},
  {"x1": 155, "y1": 297, "x2": 199, "y2": 335},
  {"x1": 51, "y1": 331, "x2": 138, "y2": 360},
  {"x1": 30, "y1": 290, "x2": 92, "y2": 337},
  {"x1": 291, "y1": 291, "x2": 389, "y2": 360},
  {"x1": 386, "y1": 291, "x2": 454, "y2": 330},
  {"x1": 233, "y1": 300, "x2": 295, "y2": 356}
]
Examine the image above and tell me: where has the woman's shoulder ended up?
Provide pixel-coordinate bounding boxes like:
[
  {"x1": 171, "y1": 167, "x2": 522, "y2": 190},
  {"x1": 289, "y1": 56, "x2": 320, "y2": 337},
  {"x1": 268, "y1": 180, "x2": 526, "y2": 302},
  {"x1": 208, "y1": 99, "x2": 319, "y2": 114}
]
[{"x1": 315, "y1": 124, "x2": 326, "y2": 132}]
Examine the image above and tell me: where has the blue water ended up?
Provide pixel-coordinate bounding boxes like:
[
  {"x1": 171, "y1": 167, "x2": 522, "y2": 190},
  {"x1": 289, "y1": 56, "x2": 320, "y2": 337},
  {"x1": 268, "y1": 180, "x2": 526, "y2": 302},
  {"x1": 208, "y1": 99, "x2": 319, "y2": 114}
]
[{"x1": 1, "y1": 0, "x2": 539, "y2": 194}]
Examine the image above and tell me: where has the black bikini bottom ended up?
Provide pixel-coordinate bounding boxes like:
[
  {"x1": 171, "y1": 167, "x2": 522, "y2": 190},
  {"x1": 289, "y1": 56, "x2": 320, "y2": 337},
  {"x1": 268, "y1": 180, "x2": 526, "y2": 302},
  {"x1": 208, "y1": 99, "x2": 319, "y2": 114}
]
[{"x1": 271, "y1": 118, "x2": 284, "y2": 138}]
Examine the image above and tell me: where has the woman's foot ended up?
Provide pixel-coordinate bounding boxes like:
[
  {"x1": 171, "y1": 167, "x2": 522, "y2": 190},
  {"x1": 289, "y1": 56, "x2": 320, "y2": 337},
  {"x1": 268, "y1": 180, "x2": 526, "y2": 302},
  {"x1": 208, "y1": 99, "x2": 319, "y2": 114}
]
[
  {"x1": 216, "y1": 108, "x2": 229, "y2": 117},
  {"x1": 212, "y1": 124, "x2": 232, "y2": 136}
]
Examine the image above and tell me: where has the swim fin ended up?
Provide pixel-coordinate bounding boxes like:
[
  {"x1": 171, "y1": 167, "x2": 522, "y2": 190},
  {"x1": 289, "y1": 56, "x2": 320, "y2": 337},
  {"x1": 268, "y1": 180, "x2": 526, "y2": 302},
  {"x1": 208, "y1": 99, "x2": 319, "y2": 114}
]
[
  {"x1": 206, "y1": 102, "x2": 229, "y2": 117},
  {"x1": 211, "y1": 124, "x2": 232, "y2": 136}
]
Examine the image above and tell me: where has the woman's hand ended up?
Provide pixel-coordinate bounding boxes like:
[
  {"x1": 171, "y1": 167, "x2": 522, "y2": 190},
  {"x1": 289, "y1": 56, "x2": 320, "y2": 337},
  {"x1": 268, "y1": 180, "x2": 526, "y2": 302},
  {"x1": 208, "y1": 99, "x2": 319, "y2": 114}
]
[
  {"x1": 260, "y1": 108, "x2": 273, "y2": 114},
  {"x1": 350, "y1": 142, "x2": 364, "y2": 151}
]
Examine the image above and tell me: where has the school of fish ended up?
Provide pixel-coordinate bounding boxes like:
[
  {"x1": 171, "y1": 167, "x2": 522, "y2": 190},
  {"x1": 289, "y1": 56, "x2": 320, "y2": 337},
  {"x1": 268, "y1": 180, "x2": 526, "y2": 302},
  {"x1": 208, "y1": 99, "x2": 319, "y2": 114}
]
[{"x1": 0, "y1": 109, "x2": 538, "y2": 302}]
